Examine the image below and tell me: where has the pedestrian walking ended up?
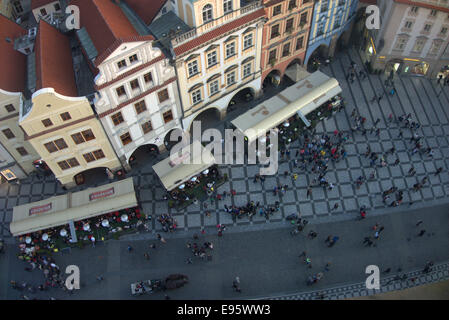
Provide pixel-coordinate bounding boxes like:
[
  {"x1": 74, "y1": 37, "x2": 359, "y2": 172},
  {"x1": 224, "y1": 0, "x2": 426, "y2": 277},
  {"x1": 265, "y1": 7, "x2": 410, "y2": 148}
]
[
  {"x1": 332, "y1": 203, "x2": 339, "y2": 211},
  {"x1": 233, "y1": 277, "x2": 241, "y2": 293},
  {"x1": 307, "y1": 187, "x2": 312, "y2": 198},
  {"x1": 394, "y1": 158, "x2": 400, "y2": 166},
  {"x1": 417, "y1": 229, "x2": 426, "y2": 237},
  {"x1": 127, "y1": 245, "x2": 133, "y2": 252},
  {"x1": 434, "y1": 167, "x2": 443, "y2": 175},
  {"x1": 388, "y1": 113, "x2": 393, "y2": 122},
  {"x1": 398, "y1": 130, "x2": 403, "y2": 138},
  {"x1": 325, "y1": 235, "x2": 332, "y2": 244},
  {"x1": 324, "y1": 262, "x2": 331, "y2": 272},
  {"x1": 416, "y1": 220, "x2": 423, "y2": 226},
  {"x1": 143, "y1": 253, "x2": 150, "y2": 260}
]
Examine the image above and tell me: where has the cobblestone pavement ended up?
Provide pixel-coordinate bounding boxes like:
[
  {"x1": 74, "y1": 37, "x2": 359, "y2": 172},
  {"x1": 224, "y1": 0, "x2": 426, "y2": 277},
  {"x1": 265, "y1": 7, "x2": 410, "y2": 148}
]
[
  {"x1": 257, "y1": 261, "x2": 449, "y2": 300},
  {"x1": 1, "y1": 48, "x2": 448, "y2": 238}
]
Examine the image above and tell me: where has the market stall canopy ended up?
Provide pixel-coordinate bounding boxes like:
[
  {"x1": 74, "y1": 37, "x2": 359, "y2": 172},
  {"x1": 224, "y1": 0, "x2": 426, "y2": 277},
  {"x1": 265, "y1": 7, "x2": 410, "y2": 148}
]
[
  {"x1": 152, "y1": 140, "x2": 216, "y2": 191},
  {"x1": 10, "y1": 178, "x2": 137, "y2": 236},
  {"x1": 284, "y1": 64, "x2": 310, "y2": 82},
  {"x1": 231, "y1": 71, "x2": 342, "y2": 143}
]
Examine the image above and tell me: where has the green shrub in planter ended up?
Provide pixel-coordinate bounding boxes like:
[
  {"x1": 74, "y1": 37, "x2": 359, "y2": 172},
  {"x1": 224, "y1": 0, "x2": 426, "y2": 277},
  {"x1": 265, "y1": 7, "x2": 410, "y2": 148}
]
[
  {"x1": 224, "y1": 173, "x2": 228, "y2": 181},
  {"x1": 168, "y1": 200, "x2": 174, "y2": 208}
]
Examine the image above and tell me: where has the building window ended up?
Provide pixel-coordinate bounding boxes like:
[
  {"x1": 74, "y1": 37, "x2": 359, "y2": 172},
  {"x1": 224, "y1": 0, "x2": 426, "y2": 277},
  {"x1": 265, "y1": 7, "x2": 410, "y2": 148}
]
[
  {"x1": 13, "y1": 1, "x2": 24, "y2": 13},
  {"x1": 71, "y1": 133, "x2": 84, "y2": 144},
  {"x1": 60, "y1": 112, "x2": 71, "y2": 121},
  {"x1": 93, "y1": 149, "x2": 105, "y2": 160},
  {"x1": 394, "y1": 38, "x2": 408, "y2": 51},
  {"x1": 71, "y1": 130, "x2": 94, "y2": 145},
  {"x1": 226, "y1": 71, "x2": 236, "y2": 86},
  {"x1": 273, "y1": 4, "x2": 282, "y2": 17},
  {"x1": 83, "y1": 152, "x2": 96, "y2": 163},
  {"x1": 120, "y1": 132, "x2": 132, "y2": 146},
  {"x1": 423, "y1": 24, "x2": 432, "y2": 32},
  {"x1": 130, "y1": 79, "x2": 140, "y2": 91},
  {"x1": 268, "y1": 49, "x2": 277, "y2": 65},
  {"x1": 111, "y1": 112, "x2": 125, "y2": 126},
  {"x1": 117, "y1": 59, "x2": 127, "y2": 69},
  {"x1": 4, "y1": 104, "x2": 15, "y2": 112},
  {"x1": 16, "y1": 147, "x2": 28, "y2": 156},
  {"x1": 40, "y1": 8, "x2": 47, "y2": 16},
  {"x1": 187, "y1": 60, "x2": 199, "y2": 77},
  {"x1": 158, "y1": 89, "x2": 170, "y2": 103},
  {"x1": 321, "y1": 0, "x2": 328, "y2": 12},
  {"x1": 116, "y1": 86, "x2": 126, "y2": 97},
  {"x1": 404, "y1": 21, "x2": 413, "y2": 29},
  {"x1": 163, "y1": 110, "x2": 174, "y2": 123},
  {"x1": 413, "y1": 39, "x2": 426, "y2": 52},
  {"x1": 243, "y1": 63, "x2": 252, "y2": 78},
  {"x1": 225, "y1": 42, "x2": 236, "y2": 59},
  {"x1": 224, "y1": 0, "x2": 232, "y2": 14},
  {"x1": 44, "y1": 139, "x2": 67, "y2": 153},
  {"x1": 296, "y1": 36, "x2": 304, "y2": 50},
  {"x1": 271, "y1": 24, "x2": 280, "y2": 39},
  {"x1": 243, "y1": 33, "x2": 253, "y2": 50},
  {"x1": 58, "y1": 158, "x2": 79, "y2": 170},
  {"x1": 54, "y1": 3, "x2": 61, "y2": 11},
  {"x1": 285, "y1": 18, "x2": 294, "y2": 33},
  {"x1": 144, "y1": 72, "x2": 153, "y2": 84},
  {"x1": 134, "y1": 100, "x2": 147, "y2": 114},
  {"x1": 210, "y1": 80, "x2": 219, "y2": 95},
  {"x1": 430, "y1": 9, "x2": 437, "y2": 17},
  {"x1": 42, "y1": 118, "x2": 53, "y2": 127},
  {"x1": 282, "y1": 43, "x2": 291, "y2": 57},
  {"x1": 142, "y1": 121, "x2": 153, "y2": 134},
  {"x1": 430, "y1": 41, "x2": 443, "y2": 55},
  {"x1": 288, "y1": 0, "x2": 297, "y2": 10},
  {"x1": 202, "y1": 4, "x2": 213, "y2": 23},
  {"x1": 410, "y1": 6, "x2": 419, "y2": 14},
  {"x1": 300, "y1": 12, "x2": 308, "y2": 27},
  {"x1": 57, "y1": 160, "x2": 70, "y2": 170},
  {"x1": 207, "y1": 51, "x2": 218, "y2": 68},
  {"x1": 2, "y1": 129, "x2": 15, "y2": 139},
  {"x1": 129, "y1": 54, "x2": 138, "y2": 63},
  {"x1": 192, "y1": 89, "x2": 202, "y2": 104},
  {"x1": 441, "y1": 27, "x2": 448, "y2": 36},
  {"x1": 54, "y1": 138, "x2": 68, "y2": 150}
]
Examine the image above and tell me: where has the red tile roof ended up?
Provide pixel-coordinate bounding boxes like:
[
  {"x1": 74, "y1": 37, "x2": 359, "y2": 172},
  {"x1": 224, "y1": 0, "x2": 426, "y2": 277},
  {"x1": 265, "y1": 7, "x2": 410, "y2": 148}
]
[
  {"x1": 125, "y1": 0, "x2": 167, "y2": 25},
  {"x1": 174, "y1": 8, "x2": 266, "y2": 57},
  {"x1": 70, "y1": 0, "x2": 154, "y2": 67},
  {"x1": 0, "y1": 14, "x2": 27, "y2": 93},
  {"x1": 394, "y1": 0, "x2": 449, "y2": 12},
  {"x1": 35, "y1": 20, "x2": 78, "y2": 97},
  {"x1": 32, "y1": 0, "x2": 59, "y2": 10}
]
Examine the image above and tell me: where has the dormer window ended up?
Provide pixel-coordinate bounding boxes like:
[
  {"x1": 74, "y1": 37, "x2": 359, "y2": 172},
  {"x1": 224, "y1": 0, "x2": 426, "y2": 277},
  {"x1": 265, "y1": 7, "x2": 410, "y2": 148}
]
[
  {"x1": 129, "y1": 54, "x2": 138, "y2": 63},
  {"x1": 202, "y1": 4, "x2": 213, "y2": 23},
  {"x1": 117, "y1": 59, "x2": 127, "y2": 69},
  {"x1": 224, "y1": 0, "x2": 233, "y2": 14}
]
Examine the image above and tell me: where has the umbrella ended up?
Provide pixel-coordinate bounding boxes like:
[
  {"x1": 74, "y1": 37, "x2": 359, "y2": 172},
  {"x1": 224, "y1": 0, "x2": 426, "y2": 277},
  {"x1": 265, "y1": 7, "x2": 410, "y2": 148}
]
[
  {"x1": 121, "y1": 214, "x2": 129, "y2": 222},
  {"x1": 259, "y1": 137, "x2": 267, "y2": 143},
  {"x1": 202, "y1": 169, "x2": 209, "y2": 175},
  {"x1": 60, "y1": 229, "x2": 67, "y2": 237},
  {"x1": 191, "y1": 177, "x2": 197, "y2": 182},
  {"x1": 83, "y1": 224, "x2": 91, "y2": 232},
  {"x1": 101, "y1": 220, "x2": 110, "y2": 228},
  {"x1": 178, "y1": 184, "x2": 185, "y2": 190},
  {"x1": 25, "y1": 236, "x2": 32, "y2": 244},
  {"x1": 42, "y1": 233, "x2": 49, "y2": 241},
  {"x1": 283, "y1": 122, "x2": 290, "y2": 127}
]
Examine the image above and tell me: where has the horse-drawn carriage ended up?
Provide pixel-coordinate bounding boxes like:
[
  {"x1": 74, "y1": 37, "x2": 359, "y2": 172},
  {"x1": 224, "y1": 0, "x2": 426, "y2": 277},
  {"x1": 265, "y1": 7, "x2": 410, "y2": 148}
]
[{"x1": 131, "y1": 274, "x2": 188, "y2": 296}]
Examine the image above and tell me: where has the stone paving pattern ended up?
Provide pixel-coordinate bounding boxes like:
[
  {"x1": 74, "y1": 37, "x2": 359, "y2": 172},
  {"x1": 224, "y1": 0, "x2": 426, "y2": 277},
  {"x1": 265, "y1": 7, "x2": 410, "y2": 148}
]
[
  {"x1": 1, "y1": 48, "x2": 449, "y2": 238},
  {"x1": 261, "y1": 261, "x2": 449, "y2": 300}
]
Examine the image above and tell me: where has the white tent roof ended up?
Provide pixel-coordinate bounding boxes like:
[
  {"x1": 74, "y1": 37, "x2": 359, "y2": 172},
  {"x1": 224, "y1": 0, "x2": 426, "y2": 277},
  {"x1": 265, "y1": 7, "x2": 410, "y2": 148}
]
[
  {"x1": 152, "y1": 140, "x2": 216, "y2": 191},
  {"x1": 10, "y1": 178, "x2": 137, "y2": 236},
  {"x1": 231, "y1": 71, "x2": 342, "y2": 142}
]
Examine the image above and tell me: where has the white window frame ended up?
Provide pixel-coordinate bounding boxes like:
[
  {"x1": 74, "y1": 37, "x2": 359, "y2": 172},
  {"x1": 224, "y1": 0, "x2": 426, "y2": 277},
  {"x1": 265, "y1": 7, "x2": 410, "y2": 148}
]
[
  {"x1": 224, "y1": 0, "x2": 233, "y2": 14},
  {"x1": 243, "y1": 63, "x2": 252, "y2": 78},
  {"x1": 226, "y1": 42, "x2": 236, "y2": 59},
  {"x1": 243, "y1": 34, "x2": 253, "y2": 50},
  {"x1": 210, "y1": 80, "x2": 219, "y2": 95},
  {"x1": 187, "y1": 60, "x2": 199, "y2": 77},
  {"x1": 202, "y1": 4, "x2": 213, "y2": 23},
  {"x1": 207, "y1": 51, "x2": 218, "y2": 68},
  {"x1": 192, "y1": 89, "x2": 202, "y2": 104},
  {"x1": 226, "y1": 71, "x2": 236, "y2": 86}
]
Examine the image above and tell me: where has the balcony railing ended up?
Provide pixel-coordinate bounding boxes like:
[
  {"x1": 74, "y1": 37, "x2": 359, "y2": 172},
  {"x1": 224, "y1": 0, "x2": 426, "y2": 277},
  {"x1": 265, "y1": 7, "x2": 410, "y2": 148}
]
[{"x1": 172, "y1": 0, "x2": 262, "y2": 48}]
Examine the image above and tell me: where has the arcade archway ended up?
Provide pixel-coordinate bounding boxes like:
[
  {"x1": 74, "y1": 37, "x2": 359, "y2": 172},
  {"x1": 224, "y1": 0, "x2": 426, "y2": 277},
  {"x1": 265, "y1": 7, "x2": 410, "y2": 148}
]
[{"x1": 128, "y1": 144, "x2": 159, "y2": 168}]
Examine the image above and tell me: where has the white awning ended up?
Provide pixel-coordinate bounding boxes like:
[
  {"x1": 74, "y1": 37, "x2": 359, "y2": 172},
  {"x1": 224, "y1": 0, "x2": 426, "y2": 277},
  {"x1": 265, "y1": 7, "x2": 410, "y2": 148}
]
[
  {"x1": 10, "y1": 178, "x2": 137, "y2": 236},
  {"x1": 284, "y1": 64, "x2": 310, "y2": 82},
  {"x1": 231, "y1": 71, "x2": 342, "y2": 143},
  {"x1": 152, "y1": 140, "x2": 216, "y2": 191}
]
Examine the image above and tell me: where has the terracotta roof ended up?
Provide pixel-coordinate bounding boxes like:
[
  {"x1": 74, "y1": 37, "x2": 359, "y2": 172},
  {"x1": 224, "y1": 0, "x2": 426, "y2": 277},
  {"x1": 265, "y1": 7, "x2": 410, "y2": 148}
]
[
  {"x1": 35, "y1": 20, "x2": 78, "y2": 97},
  {"x1": 125, "y1": 0, "x2": 167, "y2": 25},
  {"x1": 0, "y1": 14, "x2": 27, "y2": 93},
  {"x1": 394, "y1": 0, "x2": 449, "y2": 12},
  {"x1": 71, "y1": 0, "x2": 154, "y2": 67},
  {"x1": 174, "y1": 8, "x2": 266, "y2": 57},
  {"x1": 32, "y1": 0, "x2": 58, "y2": 10}
]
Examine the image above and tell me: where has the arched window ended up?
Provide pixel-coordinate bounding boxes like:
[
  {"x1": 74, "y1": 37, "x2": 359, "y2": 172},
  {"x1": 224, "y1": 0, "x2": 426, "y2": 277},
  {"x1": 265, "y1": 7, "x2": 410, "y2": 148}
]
[{"x1": 202, "y1": 4, "x2": 213, "y2": 23}]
